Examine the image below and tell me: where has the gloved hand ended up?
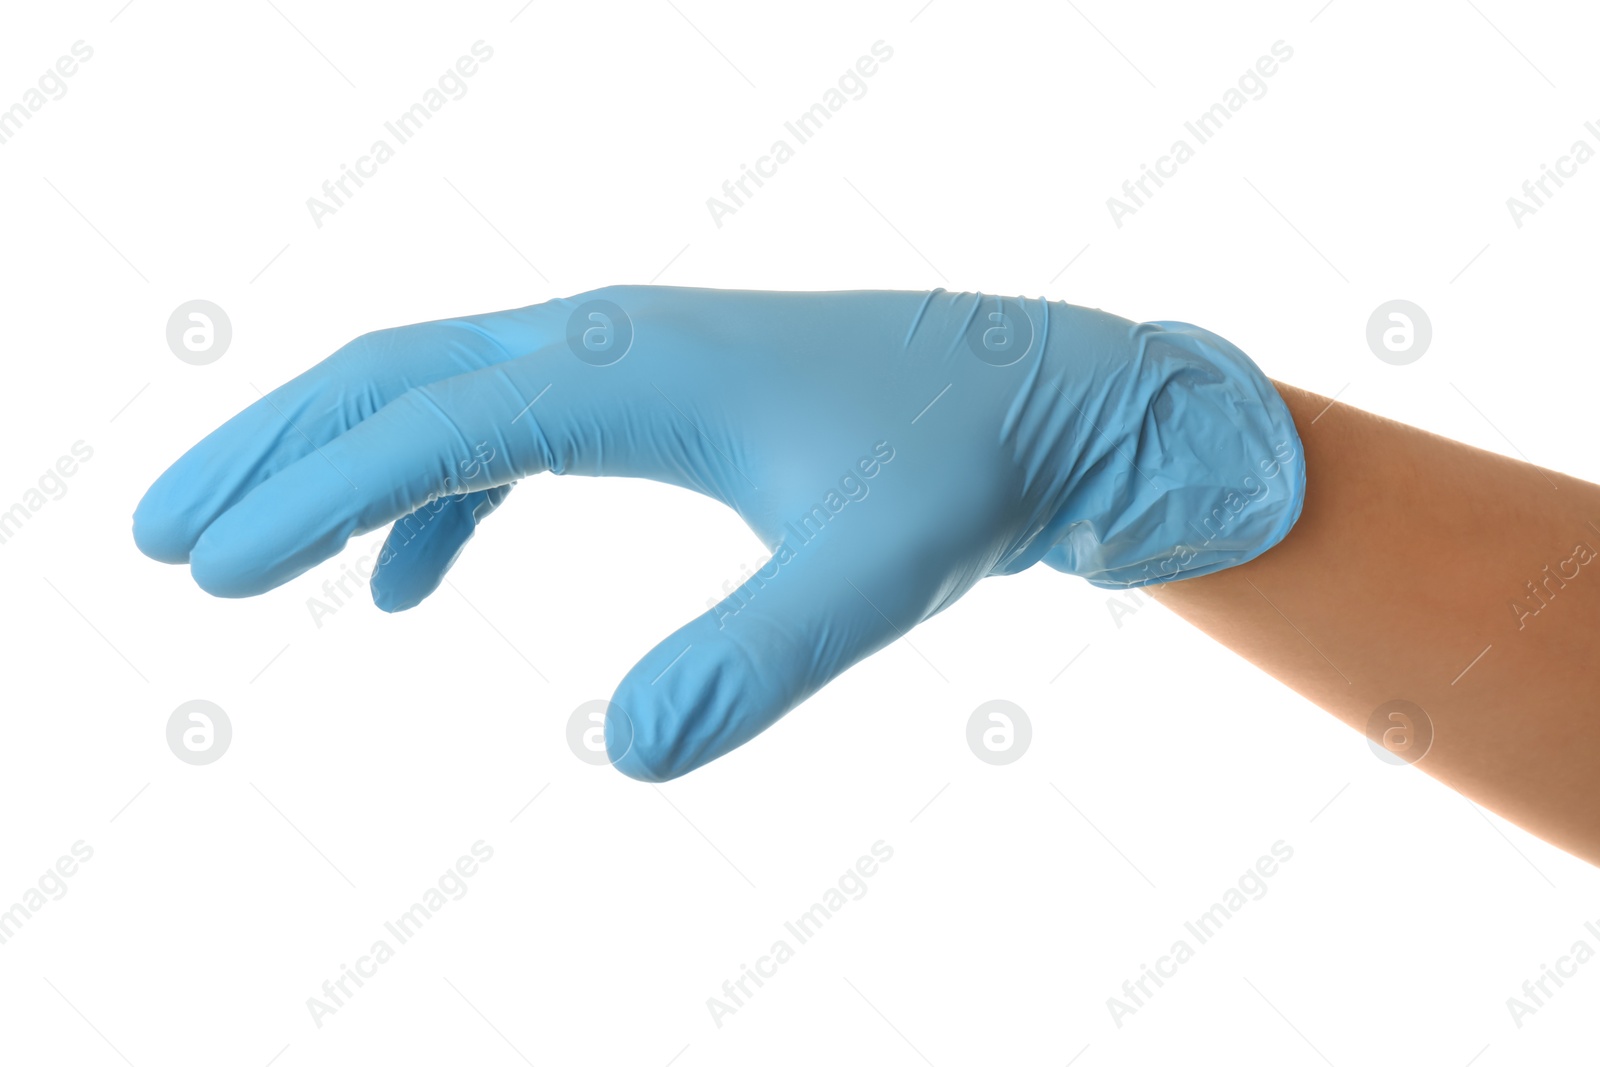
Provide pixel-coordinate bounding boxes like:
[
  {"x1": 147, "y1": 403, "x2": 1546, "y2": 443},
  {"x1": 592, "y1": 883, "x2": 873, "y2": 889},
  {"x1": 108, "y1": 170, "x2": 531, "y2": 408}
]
[{"x1": 133, "y1": 286, "x2": 1305, "y2": 781}]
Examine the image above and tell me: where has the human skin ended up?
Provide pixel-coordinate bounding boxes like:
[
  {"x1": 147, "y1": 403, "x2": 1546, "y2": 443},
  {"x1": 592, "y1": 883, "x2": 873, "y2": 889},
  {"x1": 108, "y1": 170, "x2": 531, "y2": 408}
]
[{"x1": 1146, "y1": 382, "x2": 1600, "y2": 866}]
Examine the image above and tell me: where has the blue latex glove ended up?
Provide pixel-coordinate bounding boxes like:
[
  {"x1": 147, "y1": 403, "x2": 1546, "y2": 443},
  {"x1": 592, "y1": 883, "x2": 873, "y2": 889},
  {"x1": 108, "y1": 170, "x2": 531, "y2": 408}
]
[{"x1": 134, "y1": 286, "x2": 1305, "y2": 780}]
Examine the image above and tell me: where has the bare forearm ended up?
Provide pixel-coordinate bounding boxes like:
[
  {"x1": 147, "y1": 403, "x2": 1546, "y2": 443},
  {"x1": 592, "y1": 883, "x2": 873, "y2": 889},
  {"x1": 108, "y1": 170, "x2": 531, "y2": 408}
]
[{"x1": 1147, "y1": 382, "x2": 1600, "y2": 864}]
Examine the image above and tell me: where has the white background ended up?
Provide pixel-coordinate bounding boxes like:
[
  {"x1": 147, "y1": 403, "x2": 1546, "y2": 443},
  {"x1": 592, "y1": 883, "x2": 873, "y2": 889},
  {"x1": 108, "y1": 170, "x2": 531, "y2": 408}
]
[{"x1": 3, "y1": 0, "x2": 1599, "y2": 1063}]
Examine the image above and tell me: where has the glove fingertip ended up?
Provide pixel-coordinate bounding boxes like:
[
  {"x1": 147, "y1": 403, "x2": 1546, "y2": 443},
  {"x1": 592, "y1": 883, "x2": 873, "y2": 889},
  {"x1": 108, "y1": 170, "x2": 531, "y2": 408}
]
[{"x1": 368, "y1": 487, "x2": 507, "y2": 612}]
